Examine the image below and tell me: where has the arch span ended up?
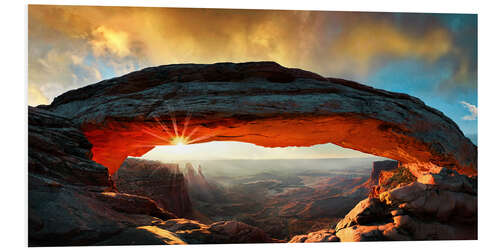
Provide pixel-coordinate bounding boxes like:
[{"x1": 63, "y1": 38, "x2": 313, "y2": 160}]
[{"x1": 42, "y1": 62, "x2": 477, "y2": 176}]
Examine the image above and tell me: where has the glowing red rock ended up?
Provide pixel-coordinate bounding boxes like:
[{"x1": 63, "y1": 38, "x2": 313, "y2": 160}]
[{"x1": 43, "y1": 62, "x2": 477, "y2": 176}]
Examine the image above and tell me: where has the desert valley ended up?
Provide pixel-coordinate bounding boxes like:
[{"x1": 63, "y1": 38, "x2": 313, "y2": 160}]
[{"x1": 114, "y1": 157, "x2": 381, "y2": 241}]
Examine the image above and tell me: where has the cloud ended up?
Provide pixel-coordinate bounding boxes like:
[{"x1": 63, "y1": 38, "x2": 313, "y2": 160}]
[
  {"x1": 326, "y1": 15, "x2": 453, "y2": 77},
  {"x1": 28, "y1": 47, "x2": 104, "y2": 103},
  {"x1": 460, "y1": 101, "x2": 477, "y2": 120},
  {"x1": 28, "y1": 84, "x2": 49, "y2": 106},
  {"x1": 27, "y1": 5, "x2": 477, "y2": 106},
  {"x1": 90, "y1": 26, "x2": 131, "y2": 58}
]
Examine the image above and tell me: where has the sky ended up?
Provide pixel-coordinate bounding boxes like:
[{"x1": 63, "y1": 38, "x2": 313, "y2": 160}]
[{"x1": 28, "y1": 5, "x2": 477, "y2": 161}]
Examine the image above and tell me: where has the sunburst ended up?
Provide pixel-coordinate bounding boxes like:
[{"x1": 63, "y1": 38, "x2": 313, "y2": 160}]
[
  {"x1": 171, "y1": 135, "x2": 189, "y2": 146},
  {"x1": 143, "y1": 104, "x2": 218, "y2": 149}
]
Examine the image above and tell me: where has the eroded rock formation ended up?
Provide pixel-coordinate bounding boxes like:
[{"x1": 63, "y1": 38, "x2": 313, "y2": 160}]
[
  {"x1": 183, "y1": 163, "x2": 220, "y2": 202},
  {"x1": 290, "y1": 166, "x2": 477, "y2": 242},
  {"x1": 94, "y1": 219, "x2": 279, "y2": 245},
  {"x1": 30, "y1": 61, "x2": 478, "y2": 244},
  {"x1": 370, "y1": 160, "x2": 398, "y2": 185},
  {"x1": 28, "y1": 107, "x2": 275, "y2": 246},
  {"x1": 29, "y1": 107, "x2": 176, "y2": 246},
  {"x1": 114, "y1": 158, "x2": 192, "y2": 217},
  {"x1": 289, "y1": 229, "x2": 340, "y2": 243},
  {"x1": 40, "y1": 62, "x2": 477, "y2": 176},
  {"x1": 28, "y1": 106, "x2": 110, "y2": 187}
]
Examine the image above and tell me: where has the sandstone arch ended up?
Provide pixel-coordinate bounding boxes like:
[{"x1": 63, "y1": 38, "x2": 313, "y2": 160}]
[{"x1": 42, "y1": 62, "x2": 477, "y2": 176}]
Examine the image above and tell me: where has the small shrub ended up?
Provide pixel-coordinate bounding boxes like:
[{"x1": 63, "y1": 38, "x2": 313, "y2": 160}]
[
  {"x1": 370, "y1": 167, "x2": 417, "y2": 198},
  {"x1": 383, "y1": 167, "x2": 416, "y2": 189}
]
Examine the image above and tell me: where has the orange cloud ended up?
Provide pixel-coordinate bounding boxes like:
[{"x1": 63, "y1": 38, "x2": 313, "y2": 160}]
[
  {"x1": 28, "y1": 6, "x2": 329, "y2": 71},
  {"x1": 28, "y1": 5, "x2": 476, "y2": 106}
]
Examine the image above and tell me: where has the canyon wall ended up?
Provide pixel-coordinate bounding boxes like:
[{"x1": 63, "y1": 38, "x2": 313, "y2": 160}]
[
  {"x1": 183, "y1": 163, "x2": 221, "y2": 202},
  {"x1": 114, "y1": 158, "x2": 192, "y2": 217},
  {"x1": 29, "y1": 107, "x2": 176, "y2": 246}
]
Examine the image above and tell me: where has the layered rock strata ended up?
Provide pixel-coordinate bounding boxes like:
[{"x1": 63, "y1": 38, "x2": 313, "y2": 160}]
[
  {"x1": 114, "y1": 158, "x2": 192, "y2": 217},
  {"x1": 41, "y1": 62, "x2": 477, "y2": 176},
  {"x1": 28, "y1": 107, "x2": 274, "y2": 246},
  {"x1": 290, "y1": 167, "x2": 477, "y2": 242}
]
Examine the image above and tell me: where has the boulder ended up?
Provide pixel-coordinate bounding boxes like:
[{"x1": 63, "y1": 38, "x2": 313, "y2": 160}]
[
  {"x1": 335, "y1": 198, "x2": 388, "y2": 232},
  {"x1": 207, "y1": 221, "x2": 276, "y2": 243},
  {"x1": 289, "y1": 229, "x2": 340, "y2": 243},
  {"x1": 331, "y1": 169, "x2": 477, "y2": 242},
  {"x1": 152, "y1": 219, "x2": 278, "y2": 244}
]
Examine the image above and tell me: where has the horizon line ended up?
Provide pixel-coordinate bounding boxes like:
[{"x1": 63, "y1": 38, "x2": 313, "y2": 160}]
[{"x1": 132, "y1": 156, "x2": 390, "y2": 162}]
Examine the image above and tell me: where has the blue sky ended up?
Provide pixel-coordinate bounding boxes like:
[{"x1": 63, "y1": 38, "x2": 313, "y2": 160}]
[
  {"x1": 367, "y1": 58, "x2": 477, "y2": 136},
  {"x1": 28, "y1": 6, "x2": 477, "y2": 159}
]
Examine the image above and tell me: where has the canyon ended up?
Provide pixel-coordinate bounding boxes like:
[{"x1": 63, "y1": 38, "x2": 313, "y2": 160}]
[
  {"x1": 181, "y1": 158, "x2": 374, "y2": 240},
  {"x1": 111, "y1": 157, "x2": 375, "y2": 240},
  {"x1": 29, "y1": 61, "x2": 478, "y2": 245},
  {"x1": 112, "y1": 158, "x2": 192, "y2": 217}
]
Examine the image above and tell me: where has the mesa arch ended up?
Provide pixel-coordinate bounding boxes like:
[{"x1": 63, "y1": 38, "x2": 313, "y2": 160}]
[{"x1": 41, "y1": 62, "x2": 477, "y2": 176}]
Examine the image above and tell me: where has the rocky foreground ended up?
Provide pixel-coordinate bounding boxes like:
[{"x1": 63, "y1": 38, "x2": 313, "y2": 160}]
[
  {"x1": 291, "y1": 167, "x2": 477, "y2": 242},
  {"x1": 29, "y1": 62, "x2": 478, "y2": 245},
  {"x1": 28, "y1": 107, "x2": 278, "y2": 246}
]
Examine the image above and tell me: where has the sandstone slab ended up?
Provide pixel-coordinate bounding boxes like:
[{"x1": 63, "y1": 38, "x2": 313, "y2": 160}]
[{"x1": 41, "y1": 62, "x2": 477, "y2": 176}]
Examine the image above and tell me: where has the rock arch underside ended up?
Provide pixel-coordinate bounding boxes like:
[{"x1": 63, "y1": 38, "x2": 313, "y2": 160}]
[
  {"x1": 42, "y1": 61, "x2": 477, "y2": 177},
  {"x1": 30, "y1": 61, "x2": 478, "y2": 245}
]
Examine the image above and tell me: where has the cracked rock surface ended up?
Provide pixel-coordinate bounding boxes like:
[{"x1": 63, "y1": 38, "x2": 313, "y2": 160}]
[
  {"x1": 29, "y1": 107, "x2": 275, "y2": 246},
  {"x1": 292, "y1": 168, "x2": 477, "y2": 242},
  {"x1": 41, "y1": 61, "x2": 477, "y2": 176}
]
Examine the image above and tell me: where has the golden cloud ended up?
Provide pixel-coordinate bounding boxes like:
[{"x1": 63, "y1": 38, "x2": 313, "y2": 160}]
[
  {"x1": 329, "y1": 19, "x2": 453, "y2": 74},
  {"x1": 28, "y1": 5, "x2": 476, "y2": 106},
  {"x1": 90, "y1": 26, "x2": 131, "y2": 58},
  {"x1": 28, "y1": 84, "x2": 49, "y2": 106}
]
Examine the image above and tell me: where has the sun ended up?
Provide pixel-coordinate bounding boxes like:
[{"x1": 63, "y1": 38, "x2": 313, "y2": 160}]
[
  {"x1": 141, "y1": 109, "x2": 218, "y2": 150},
  {"x1": 171, "y1": 136, "x2": 189, "y2": 146}
]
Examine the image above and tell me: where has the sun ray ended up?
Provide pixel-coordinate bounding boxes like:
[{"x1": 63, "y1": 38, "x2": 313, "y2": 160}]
[
  {"x1": 141, "y1": 127, "x2": 172, "y2": 144},
  {"x1": 181, "y1": 111, "x2": 192, "y2": 138},
  {"x1": 167, "y1": 105, "x2": 179, "y2": 137},
  {"x1": 147, "y1": 106, "x2": 220, "y2": 148},
  {"x1": 153, "y1": 117, "x2": 174, "y2": 138},
  {"x1": 186, "y1": 132, "x2": 219, "y2": 144},
  {"x1": 185, "y1": 126, "x2": 199, "y2": 141},
  {"x1": 172, "y1": 118, "x2": 179, "y2": 137},
  {"x1": 135, "y1": 144, "x2": 159, "y2": 147}
]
